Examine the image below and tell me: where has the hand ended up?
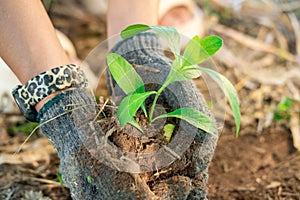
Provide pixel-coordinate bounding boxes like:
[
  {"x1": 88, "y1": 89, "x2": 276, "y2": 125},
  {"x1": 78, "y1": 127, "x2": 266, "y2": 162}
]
[
  {"x1": 107, "y1": 32, "x2": 219, "y2": 199},
  {"x1": 38, "y1": 89, "x2": 142, "y2": 199},
  {"x1": 39, "y1": 33, "x2": 218, "y2": 199}
]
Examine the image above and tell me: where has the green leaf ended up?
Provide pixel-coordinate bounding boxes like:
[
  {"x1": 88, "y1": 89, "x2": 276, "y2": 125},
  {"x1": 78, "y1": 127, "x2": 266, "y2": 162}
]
[
  {"x1": 117, "y1": 91, "x2": 156, "y2": 127},
  {"x1": 107, "y1": 53, "x2": 145, "y2": 94},
  {"x1": 199, "y1": 68, "x2": 240, "y2": 137},
  {"x1": 57, "y1": 172, "x2": 63, "y2": 185},
  {"x1": 153, "y1": 108, "x2": 217, "y2": 135},
  {"x1": 176, "y1": 65, "x2": 203, "y2": 80},
  {"x1": 274, "y1": 113, "x2": 284, "y2": 121},
  {"x1": 180, "y1": 66, "x2": 202, "y2": 79},
  {"x1": 163, "y1": 124, "x2": 175, "y2": 142},
  {"x1": 149, "y1": 25, "x2": 181, "y2": 59},
  {"x1": 87, "y1": 175, "x2": 92, "y2": 183},
  {"x1": 274, "y1": 97, "x2": 293, "y2": 121},
  {"x1": 199, "y1": 36, "x2": 223, "y2": 56},
  {"x1": 121, "y1": 24, "x2": 181, "y2": 60},
  {"x1": 128, "y1": 118, "x2": 144, "y2": 133},
  {"x1": 166, "y1": 66, "x2": 202, "y2": 84},
  {"x1": 121, "y1": 24, "x2": 151, "y2": 39},
  {"x1": 182, "y1": 35, "x2": 222, "y2": 67},
  {"x1": 276, "y1": 97, "x2": 292, "y2": 111}
]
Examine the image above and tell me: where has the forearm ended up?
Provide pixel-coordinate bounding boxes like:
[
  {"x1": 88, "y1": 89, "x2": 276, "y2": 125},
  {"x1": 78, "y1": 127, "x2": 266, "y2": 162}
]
[
  {"x1": 0, "y1": 0, "x2": 69, "y2": 84},
  {"x1": 107, "y1": 0, "x2": 159, "y2": 37}
]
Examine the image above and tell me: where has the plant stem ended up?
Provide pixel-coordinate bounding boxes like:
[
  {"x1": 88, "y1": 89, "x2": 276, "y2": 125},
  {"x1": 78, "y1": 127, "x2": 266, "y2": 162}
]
[
  {"x1": 148, "y1": 83, "x2": 169, "y2": 122},
  {"x1": 148, "y1": 67, "x2": 178, "y2": 122}
]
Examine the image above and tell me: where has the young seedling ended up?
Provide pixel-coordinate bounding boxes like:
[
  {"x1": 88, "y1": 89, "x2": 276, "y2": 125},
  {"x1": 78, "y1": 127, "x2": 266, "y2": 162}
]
[
  {"x1": 274, "y1": 97, "x2": 297, "y2": 121},
  {"x1": 107, "y1": 24, "x2": 241, "y2": 139}
]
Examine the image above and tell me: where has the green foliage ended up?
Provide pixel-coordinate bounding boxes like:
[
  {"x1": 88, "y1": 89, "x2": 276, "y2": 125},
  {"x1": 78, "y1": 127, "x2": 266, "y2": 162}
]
[
  {"x1": 107, "y1": 24, "x2": 241, "y2": 138},
  {"x1": 155, "y1": 108, "x2": 217, "y2": 136},
  {"x1": 121, "y1": 24, "x2": 180, "y2": 59},
  {"x1": 56, "y1": 171, "x2": 63, "y2": 185},
  {"x1": 117, "y1": 91, "x2": 156, "y2": 132},
  {"x1": 182, "y1": 35, "x2": 222, "y2": 67},
  {"x1": 8, "y1": 121, "x2": 39, "y2": 135},
  {"x1": 198, "y1": 68, "x2": 240, "y2": 136},
  {"x1": 163, "y1": 124, "x2": 175, "y2": 142},
  {"x1": 274, "y1": 97, "x2": 293, "y2": 121},
  {"x1": 87, "y1": 175, "x2": 92, "y2": 183},
  {"x1": 107, "y1": 53, "x2": 145, "y2": 94},
  {"x1": 107, "y1": 53, "x2": 148, "y2": 115},
  {"x1": 121, "y1": 24, "x2": 151, "y2": 39}
]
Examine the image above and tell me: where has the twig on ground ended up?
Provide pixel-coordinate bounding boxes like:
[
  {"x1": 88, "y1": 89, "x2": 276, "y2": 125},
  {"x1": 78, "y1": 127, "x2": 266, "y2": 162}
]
[
  {"x1": 212, "y1": 24, "x2": 296, "y2": 62},
  {"x1": 23, "y1": 177, "x2": 62, "y2": 186}
]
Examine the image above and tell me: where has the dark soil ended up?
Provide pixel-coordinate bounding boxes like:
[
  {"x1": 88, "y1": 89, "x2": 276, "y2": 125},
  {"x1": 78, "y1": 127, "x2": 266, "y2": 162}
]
[
  {"x1": 88, "y1": 98, "x2": 212, "y2": 199},
  {"x1": 209, "y1": 124, "x2": 300, "y2": 199}
]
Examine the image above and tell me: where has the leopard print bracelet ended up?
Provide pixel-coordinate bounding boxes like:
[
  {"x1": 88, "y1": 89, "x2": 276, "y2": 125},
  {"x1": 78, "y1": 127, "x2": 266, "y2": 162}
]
[{"x1": 12, "y1": 64, "x2": 88, "y2": 121}]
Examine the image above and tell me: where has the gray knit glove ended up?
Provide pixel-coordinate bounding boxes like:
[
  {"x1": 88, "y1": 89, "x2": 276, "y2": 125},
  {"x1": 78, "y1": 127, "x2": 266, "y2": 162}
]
[
  {"x1": 37, "y1": 89, "x2": 142, "y2": 199},
  {"x1": 107, "y1": 33, "x2": 219, "y2": 199},
  {"x1": 38, "y1": 33, "x2": 218, "y2": 200}
]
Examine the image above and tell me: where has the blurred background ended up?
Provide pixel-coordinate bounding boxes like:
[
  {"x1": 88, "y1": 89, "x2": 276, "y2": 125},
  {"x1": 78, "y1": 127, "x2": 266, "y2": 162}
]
[{"x1": 0, "y1": 0, "x2": 299, "y2": 199}]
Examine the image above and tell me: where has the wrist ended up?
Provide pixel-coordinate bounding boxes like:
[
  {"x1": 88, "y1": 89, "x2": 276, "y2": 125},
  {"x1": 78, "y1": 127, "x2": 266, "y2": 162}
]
[
  {"x1": 35, "y1": 87, "x2": 76, "y2": 112},
  {"x1": 12, "y1": 64, "x2": 87, "y2": 122},
  {"x1": 36, "y1": 88, "x2": 95, "y2": 123}
]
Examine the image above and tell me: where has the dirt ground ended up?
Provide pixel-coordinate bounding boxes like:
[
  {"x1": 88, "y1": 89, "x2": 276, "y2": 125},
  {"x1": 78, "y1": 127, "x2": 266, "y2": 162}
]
[{"x1": 1, "y1": 0, "x2": 300, "y2": 199}]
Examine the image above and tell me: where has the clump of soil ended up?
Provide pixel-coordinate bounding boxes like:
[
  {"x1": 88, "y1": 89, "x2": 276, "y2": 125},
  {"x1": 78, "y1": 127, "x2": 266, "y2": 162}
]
[
  {"x1": 108, "y1": 106, "x2": 174, "y2": 154},
  {"x1": 93, "y1": 98, "x2": 211, "y2": 198}
]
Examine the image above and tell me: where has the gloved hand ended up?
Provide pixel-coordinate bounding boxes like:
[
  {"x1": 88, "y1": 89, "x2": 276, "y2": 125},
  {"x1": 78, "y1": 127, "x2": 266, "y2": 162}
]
[
  {"x1": 37, "y1": 89, "x2": 142, "y2": 200},
  {"x1": 108, "y1": 32, "x2": 219, "y2": 199},
  {"x1": 38, "y1": 32, "x2": 219, "y2": 200}
]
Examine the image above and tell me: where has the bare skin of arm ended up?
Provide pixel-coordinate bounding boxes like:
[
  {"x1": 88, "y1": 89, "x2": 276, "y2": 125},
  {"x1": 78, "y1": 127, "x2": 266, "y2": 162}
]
[
  {"x1": 0, "y1": 0, "x2": 159, "y2": 80},
  {"x1": 107, "y1": 0, "x2": 158, "y2": 45},
  {"x1": 0, "y1": 0, "x2": 69, "y2": 83},
  {"x1": 0, "y1": 0, "x2": 158, "y2": 111},
  {"x1": 0, "y1": 0, "x2": 69, "y2": 111}
]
